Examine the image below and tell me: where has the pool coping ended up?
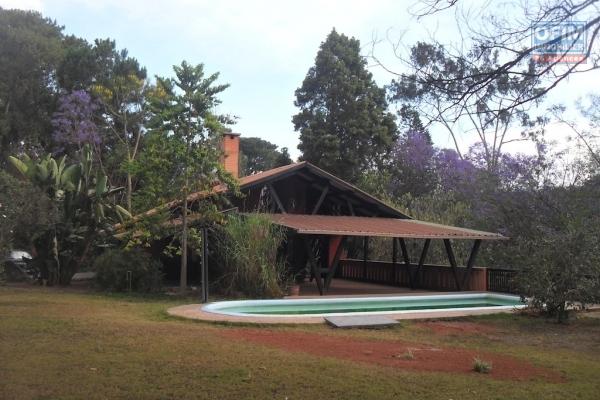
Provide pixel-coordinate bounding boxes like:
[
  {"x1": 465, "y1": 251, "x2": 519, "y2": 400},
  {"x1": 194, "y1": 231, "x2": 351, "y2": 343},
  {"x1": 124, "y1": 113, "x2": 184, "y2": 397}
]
[{"x1": 167, "y1": 292, "x2": 526, "y2": 325}]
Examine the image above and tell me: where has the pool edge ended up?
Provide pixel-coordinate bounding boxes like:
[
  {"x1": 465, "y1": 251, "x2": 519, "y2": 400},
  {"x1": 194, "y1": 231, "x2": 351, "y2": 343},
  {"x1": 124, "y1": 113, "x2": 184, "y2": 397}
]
[{"x1": 168, "y1": 293, "x2": 525, "y2": 325}]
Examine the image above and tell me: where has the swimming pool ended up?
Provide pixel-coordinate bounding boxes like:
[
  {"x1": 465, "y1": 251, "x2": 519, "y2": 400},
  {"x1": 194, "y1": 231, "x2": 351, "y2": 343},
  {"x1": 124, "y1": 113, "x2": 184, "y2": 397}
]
[{"x1": 202, "y1": 293, "x2": 525, "y2": 318}]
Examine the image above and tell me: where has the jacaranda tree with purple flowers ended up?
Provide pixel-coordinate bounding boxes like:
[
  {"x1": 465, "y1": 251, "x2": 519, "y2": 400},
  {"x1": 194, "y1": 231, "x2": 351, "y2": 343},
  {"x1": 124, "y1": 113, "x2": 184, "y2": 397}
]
[
  {"x1": 387, "y1": 131, "x2": 437, "y2": 197},
  {"x1": 52, "y1": 90, "x2": 101, "y2": 152}
]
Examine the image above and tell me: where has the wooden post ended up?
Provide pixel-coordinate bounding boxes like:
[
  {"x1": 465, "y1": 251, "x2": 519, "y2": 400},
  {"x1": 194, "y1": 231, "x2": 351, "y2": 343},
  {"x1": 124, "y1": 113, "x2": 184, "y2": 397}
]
[
  {"x1": 362, "y1": 236, "x2": 369, "y2": 279},
  {"x1": 461, "y1": 239, "x2": 482, "y2": 290},
  {"x1": 443, "y1": 239, "x2": 461, "y2": 291},
  {"x1": 399, "y1": 238, "x2": 413, "y2": 289},
  {"x1": 201, "y1": 227, "x2": 209, "y2": 303},
  {"x1": 304, "y1": 237, "x2": 323, "y2": 295},
  {"x1": 416, "y1": 239, "x2": 431, "y2": 289},
  {"x1": 392, "y1": 237, "x2": 398, "y2": 284},
  {"x1": 325, "y1": 236, "x2": 347, "y2": 290}
]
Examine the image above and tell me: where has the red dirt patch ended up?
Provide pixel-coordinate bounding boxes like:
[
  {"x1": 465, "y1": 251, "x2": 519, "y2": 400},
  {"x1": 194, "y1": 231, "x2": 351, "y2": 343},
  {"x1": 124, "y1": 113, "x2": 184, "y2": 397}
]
[
  {"x1": 220, "y1": 329, "x2": 563, "y2": 382},
  {"x1": 416, "y1": 321, "x2": 498, "y2": 336}
]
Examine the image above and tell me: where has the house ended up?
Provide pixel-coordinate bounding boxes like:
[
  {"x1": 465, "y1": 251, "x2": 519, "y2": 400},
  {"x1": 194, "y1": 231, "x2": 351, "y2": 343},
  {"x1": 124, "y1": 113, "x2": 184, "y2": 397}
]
[{"x1": 146, "y1": 133, "x2": 507, "y2": 295}]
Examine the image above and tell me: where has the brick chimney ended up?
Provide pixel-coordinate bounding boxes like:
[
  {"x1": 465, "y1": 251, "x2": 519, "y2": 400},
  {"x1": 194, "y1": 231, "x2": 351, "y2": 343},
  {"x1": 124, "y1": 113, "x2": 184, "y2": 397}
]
[{"x1": 221, "y1": 132, "x2": 241, "y2": 178}]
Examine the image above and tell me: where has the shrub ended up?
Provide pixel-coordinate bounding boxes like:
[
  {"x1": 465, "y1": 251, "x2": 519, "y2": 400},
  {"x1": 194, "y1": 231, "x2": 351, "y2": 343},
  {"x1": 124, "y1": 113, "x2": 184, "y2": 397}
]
[
  {"x1": 473, "y1": 357, "x2": 492, "y2": 373},
  {"x1": 93, "y1": 248, "x2": 163, "y2": 292},
  {"x1": 216, "y1": 214, "x2": 288, "y2": 298},
  {"x1": 517, "y1": 227, "x2": 600, "y2": 323}
]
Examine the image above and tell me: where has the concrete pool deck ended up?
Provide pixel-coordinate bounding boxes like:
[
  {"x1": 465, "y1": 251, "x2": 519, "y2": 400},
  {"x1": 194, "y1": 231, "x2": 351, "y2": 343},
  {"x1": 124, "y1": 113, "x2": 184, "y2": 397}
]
[{"x1": 168, "y1": 289, "x2": 523, "y2": 325}]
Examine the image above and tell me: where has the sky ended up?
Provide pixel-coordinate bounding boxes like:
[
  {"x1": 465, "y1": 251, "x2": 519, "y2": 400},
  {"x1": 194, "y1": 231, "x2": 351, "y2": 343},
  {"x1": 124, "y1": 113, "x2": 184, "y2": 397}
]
[{"x1": 1, "y1": 0, "x2": 597, "y2": 159}]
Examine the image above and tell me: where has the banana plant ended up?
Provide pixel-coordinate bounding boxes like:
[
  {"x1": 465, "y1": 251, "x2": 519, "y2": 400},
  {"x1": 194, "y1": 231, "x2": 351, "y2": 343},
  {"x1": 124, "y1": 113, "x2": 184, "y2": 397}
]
[{"x1": 8, "y1": 145, "x2": 132, "y2": 285}]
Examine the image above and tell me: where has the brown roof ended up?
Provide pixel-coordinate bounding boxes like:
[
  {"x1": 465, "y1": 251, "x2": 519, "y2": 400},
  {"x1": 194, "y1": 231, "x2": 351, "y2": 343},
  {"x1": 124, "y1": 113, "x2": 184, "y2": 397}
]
[
  {"x1": 258, "y1": 213, "x2": 508, "y2": 240},
  {"x1": 238, "y1": 162, "x2": 307, "y2": 187},
  {"x1": 236, "y1": 162, "x2": 408, "y2": 218},
  {"x1": 130, "y1": 161, "x2": 407, "y2": 223}
]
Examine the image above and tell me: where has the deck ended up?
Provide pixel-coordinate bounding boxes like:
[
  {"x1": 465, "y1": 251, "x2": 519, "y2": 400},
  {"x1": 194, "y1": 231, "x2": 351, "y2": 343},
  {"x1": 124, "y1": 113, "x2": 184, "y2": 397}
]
[{"x1": 287, "y1": 278, "x2": 434, "y2": 298}]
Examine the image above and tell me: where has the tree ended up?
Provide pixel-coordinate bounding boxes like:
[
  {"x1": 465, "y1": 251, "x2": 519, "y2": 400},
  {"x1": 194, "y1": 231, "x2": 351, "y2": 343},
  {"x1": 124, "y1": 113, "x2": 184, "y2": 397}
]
[
  {"x1": 8, "y1": 146, "x2": 131, "y2": 285},
  {"x1": 293, "y1": 29, "x2": 397, "y2": 183},
  {"x1": 518, "y1": 221, "x2": 600, "y2": 322},
  {"x1": 387, "y1": 130, "x2": 437, "y2": 197},
  {"x1": 239, "y1": 137, "x2": 292, "y2": 176},
  {"x1": 52, "y1": 90, "x2": 101, "y2": 154},
  {"x1": 551, "y1": 95, "x2": 600, "y2": 171},
  {"x1": 132, "y1": 130, "x2": 185, "y2": 212},
  {"x1": 0, "y1": 171, "x2": 56, "y2": 269},
  {"x1": 397, "y1": 104, "x2": 427, "y2": 134},
  {"x1": 388, "y1": 42, "x2": 546, "y2": 171},
  {"x1": 0, "y1": 8, "x2": 64, "y2": 161},
  {"x1": 146, "y1": 61, "x2": 237, "y2": 291},
  {"x1": 371, "y1": 0, "x2": 600, "y2": 126},
  {"x1": 0, "y1": 7, "x2": 153, "y2": 182},
  {"x1": 274, "y1": 147, "x2": 293, "y2": 167},
  {"x1": 511, "y1": 178, "x2": 600, "y2": 322},
  {"x1": 92, "y1": 64, "x2": 150, "y2": 213}
]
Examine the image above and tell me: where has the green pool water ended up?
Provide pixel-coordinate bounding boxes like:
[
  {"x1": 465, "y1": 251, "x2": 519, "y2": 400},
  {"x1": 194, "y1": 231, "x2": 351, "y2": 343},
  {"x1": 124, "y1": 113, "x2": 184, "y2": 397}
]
[{"x1": 203, "y1": 294, "x2": 524, "y2": 317}]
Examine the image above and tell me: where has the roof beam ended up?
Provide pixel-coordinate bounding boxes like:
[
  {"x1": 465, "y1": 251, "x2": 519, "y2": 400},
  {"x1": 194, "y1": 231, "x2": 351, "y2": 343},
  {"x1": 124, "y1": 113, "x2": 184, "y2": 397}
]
[
  {"x1": 267, "y1": 183, "x2": 286, "y2": 214},
  {"x1": 346, "y1": 198, "x2": 355, "y2": 216},
  {"x1": 312, "y1": 185, "x2": 329, "y2": 215}
]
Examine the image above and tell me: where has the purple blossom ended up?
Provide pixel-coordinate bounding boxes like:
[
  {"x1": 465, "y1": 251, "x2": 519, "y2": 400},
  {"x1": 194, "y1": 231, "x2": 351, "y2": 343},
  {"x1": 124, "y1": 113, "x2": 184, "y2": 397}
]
[
  {"x1": 52, "y1": 90, "x2": 101, "y2": 148},
  {"x1": 465, "y1": 143, "x2": 543, "y2": 189},
  {"x1": 388, "y1": 131, "x2": 436, "y2": 196},
  {"x1": 435, "y1": 148, "x2": 477, "y2": 192},
  {"x1": 497, "y1": 152, "x2": 539, "y2": 186},
  {"x1": 391, "y1": 131, "x2": 436, "y2": 169}
]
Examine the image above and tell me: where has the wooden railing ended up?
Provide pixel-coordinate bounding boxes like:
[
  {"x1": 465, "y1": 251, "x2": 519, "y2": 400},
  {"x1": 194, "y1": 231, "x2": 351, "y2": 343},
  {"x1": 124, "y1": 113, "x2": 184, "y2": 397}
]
[
  {"x1": 487, "y1": 268, "x2": 518, "y2": 294},
  {"x1": 337, "y1": 259, "x2": 488, "y2": 291}
]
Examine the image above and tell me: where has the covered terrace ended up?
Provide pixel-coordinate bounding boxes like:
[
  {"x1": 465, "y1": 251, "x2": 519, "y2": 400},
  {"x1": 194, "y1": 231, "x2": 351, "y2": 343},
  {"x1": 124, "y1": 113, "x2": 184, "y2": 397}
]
[{"x1": 260, "y1": 213, "x2": 508, "y2": 296}]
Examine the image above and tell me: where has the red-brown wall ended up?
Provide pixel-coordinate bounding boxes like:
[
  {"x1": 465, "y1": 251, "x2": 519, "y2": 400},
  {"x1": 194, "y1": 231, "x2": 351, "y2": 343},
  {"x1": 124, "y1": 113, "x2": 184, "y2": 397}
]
[{"x1": 337, "y1": 259, "x2": 488, "y2": 291}]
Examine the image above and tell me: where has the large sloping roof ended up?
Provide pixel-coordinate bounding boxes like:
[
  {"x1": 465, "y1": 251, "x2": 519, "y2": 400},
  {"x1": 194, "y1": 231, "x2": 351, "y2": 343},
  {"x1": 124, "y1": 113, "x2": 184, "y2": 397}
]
[
  {"x1": 162, "y1": 161, "x2": 407, "y2": 218},
  {"x1": 259, "y1": 213, "x2": 507, "y2": 240},
  {"x1": 237, "y1": 162, "x2": 408, "y2": 218}
]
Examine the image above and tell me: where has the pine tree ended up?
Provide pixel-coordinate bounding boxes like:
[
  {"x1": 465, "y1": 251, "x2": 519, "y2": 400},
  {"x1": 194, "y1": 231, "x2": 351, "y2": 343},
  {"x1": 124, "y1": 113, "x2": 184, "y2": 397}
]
[
  {"x1": 146, "y1": 61, "x2": 236, "y2": 291},
  {"x1": 293, "y1": 29, "x2": 397, "y2": 183}
]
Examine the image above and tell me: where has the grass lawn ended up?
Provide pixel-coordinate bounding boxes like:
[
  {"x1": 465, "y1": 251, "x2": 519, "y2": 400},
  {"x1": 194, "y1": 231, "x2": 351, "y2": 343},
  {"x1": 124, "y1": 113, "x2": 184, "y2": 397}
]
[{"x1": 1, "y1": 286, "x2": 600, "y2": 399}]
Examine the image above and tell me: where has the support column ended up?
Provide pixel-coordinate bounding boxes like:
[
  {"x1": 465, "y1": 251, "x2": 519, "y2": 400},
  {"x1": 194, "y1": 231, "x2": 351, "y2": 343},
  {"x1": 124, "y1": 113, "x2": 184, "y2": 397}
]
[
  {"x1": 201, "y1": 228, "x2": 209, "y2": 303},
  {"x1": 461, "y1": 239, "x2": 482, "y2": 290},
  {"x1": 443, "y1": 239, "x2": 461, "y2": 291},
  {"x1": 304, "y1": 237, "x2": 323, "y2": 295},
  {"x1": 392, "y1": 238, "x2": 398, "y2": 284},
  {"x1": 325, "y1": 236, "x2": 347, "y2": 290},
  {"x1": 399, "y1": 238, "x2": 413, "y2": 289},
  {"x1": 362, "y1": 236, "x2": 369, "y2": 280},
  {"x1": 416, "y1": 239, "x2": 431, "y2": 289}
]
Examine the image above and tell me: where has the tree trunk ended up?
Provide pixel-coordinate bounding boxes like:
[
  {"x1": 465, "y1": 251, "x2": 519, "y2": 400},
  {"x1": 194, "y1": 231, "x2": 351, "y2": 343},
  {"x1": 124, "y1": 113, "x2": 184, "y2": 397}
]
[
  {"x1": 180, "y1": 180, "x2": 188, "y2": 292},
  {"x1": 125, "y1": 152, "x2": 133, "y2": 213},
  {"x1": 126, "y1": 172, "x2": 133, "y2": 213}
]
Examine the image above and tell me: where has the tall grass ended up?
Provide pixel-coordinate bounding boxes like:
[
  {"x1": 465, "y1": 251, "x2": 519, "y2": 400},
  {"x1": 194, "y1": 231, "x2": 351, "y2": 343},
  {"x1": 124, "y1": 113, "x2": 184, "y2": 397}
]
[{"x1": 216, "y1": 214, "x2": 288, "y2": 298}]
